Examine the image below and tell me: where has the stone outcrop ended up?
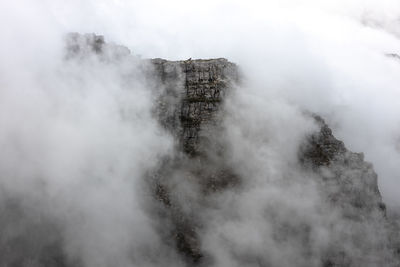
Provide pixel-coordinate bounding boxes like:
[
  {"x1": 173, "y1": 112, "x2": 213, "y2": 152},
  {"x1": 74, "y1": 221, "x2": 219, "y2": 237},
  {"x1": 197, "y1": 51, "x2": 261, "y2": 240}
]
[
  {"x1": 1, "y1": 33, "x2": 398, "y2": 267},
  {"x1": 300, "y1": 115, "x2": 386, "y2": 216},
  {"x1": 151, "y1": 57, "x2": 239, "y2": 155},
  {"x1": 149, "y1": 49, "x2": 397, "y2": 265},
  {"x1": 63, "y1": 33, "x2": 400, "y2": 266},
  {"x1": 299, "y1": 115, "x2": 397, "y2": 266},
  {"x1": 150, "y1": 57, "x2": 241, "y2": 262}
]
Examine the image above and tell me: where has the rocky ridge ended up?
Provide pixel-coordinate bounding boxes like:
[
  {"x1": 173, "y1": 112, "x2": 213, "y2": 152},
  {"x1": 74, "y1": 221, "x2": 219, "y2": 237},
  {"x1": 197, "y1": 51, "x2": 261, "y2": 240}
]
[
  {"x1": 146, "y1": 37, "x2": 398, "y2": 265},
  {"x1": 146, "y1": 40, "x2": 397, "y2": 264},
  {"x1": 0, "y1": 33, "x2": 398, "y2": 267}
]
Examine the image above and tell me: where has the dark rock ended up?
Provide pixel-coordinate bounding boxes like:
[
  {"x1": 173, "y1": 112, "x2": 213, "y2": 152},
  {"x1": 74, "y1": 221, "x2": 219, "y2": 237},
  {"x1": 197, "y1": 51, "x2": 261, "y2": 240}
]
[
  {"x1": 385, "y1": 53, "x2": 400, "y2": 61},
  {"x1": 64, "y1": 33, "x2": 399, "y2": 266},
  {"x1": 5, "y1": 33, "x2": 398, "y2": 266},
  {"x1": 150, "y1": 57, "x2": 240, "y2": 262},
  {"x1": 300, "y1": 115, "x2": 398, "y2": 266},
  {"x1": 300, "y1": 115, "x2": 385, "y2": 216},
  {"x1": 151, "y1": 57, "x2": 239, "y2": 156},
  {"x1": 65, "y1": 32, "x2": 131, "y2": 61}
]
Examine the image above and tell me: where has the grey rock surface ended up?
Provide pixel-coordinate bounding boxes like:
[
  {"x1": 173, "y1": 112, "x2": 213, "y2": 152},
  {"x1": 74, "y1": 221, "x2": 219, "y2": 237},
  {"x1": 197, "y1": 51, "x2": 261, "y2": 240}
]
[
  {"x1": 300, "y1": 115, "x2": 386, "y2": 216},
  {"x1": 150, "y1": 57, "x2": 241, "y2": 262},
  {"x1": 151, "y1": 57, "x2": 239, "y2": 155},
  {"x1": 1, "y1": 33, "x2": 398, "y2": 267},
  {"x1": 300, "y1": 115, "x2": 397, "y2": 266},
  {"x1": 150, "y1": 52, "x2": 398, "y2": 265}
]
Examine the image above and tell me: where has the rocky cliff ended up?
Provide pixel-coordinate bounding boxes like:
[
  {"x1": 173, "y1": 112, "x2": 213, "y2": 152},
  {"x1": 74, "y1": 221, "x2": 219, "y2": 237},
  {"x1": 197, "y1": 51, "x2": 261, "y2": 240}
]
[
  {"x1": 149, "y1": 57, "x2": 241, "y2": 262},
  {"x1": 300, "y1": 116, "x2": 396, "y2": 266},
  {"x1": 0, "y1": 33, "x2": 398, "y2": 267},
  {"x1": 147, "y1": 39, "x2": 399, "y2": 266},
  {"x1": 151, "y1": 59, "x2": 397, "y2": 266}
]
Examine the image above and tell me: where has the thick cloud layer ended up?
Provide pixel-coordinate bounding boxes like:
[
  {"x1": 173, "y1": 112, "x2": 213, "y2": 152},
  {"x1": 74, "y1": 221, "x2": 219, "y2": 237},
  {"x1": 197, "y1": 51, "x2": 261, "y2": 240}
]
[{"x1": 0, "y1": 18, "x2": 179, "y2": 267}]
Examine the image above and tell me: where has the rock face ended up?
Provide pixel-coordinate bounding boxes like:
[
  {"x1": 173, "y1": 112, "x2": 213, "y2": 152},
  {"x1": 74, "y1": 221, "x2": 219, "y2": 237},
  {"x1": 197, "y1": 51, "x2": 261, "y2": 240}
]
[
  {"x1": 149, "y1": 52, "x2": 397, "y2": 265},
  {"x1": 300, "y1": 115, "x2": 386, "y2": 216},
  {"x1": 299, "y1": 116, "x2": 396, "y2": 266},
  {"x1": 151, "y1": 58, "x2": 239, "y2": 155},
  {"x1": 1, "y1": 33, "x2": 398, "y2": 267},
  {"x1": 150, "y1": 57, "x2": 241, "y2": 262}
]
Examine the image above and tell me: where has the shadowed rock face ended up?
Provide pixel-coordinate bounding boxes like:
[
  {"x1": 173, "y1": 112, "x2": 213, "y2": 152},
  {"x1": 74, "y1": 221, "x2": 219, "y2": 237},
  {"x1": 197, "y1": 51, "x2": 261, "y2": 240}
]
[
  {"x1": 151, "y1": 57, "x2": 241, "y2": 263},
  {"x1": 300, "y1": 115, "x2": 386, "y2": 216},
  {"x1": 1, "y1": 33, "x2": 398, "y2": 267},
  {"x1": 151, "y1": 57, "x2": 239, "y2": 155},
  {"x1": 150, "y1": 52, "x2": 399, "y2": 265},
  {"x1": 299, "y1": 116, "x2": 396, "y2": 266},
  {"x1": 150, "y1": 53, "x2": 396, "y2": 265}
]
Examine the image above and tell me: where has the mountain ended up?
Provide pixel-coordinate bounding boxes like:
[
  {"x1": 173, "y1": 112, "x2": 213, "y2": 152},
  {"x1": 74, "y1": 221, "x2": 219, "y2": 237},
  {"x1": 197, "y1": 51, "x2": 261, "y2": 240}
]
[
  {"x1": 0, "y1": 33, "x2": 398, "y2": 267},
  {"x1": 148, "y1": 41, "x2": 399, "y2": 266}
]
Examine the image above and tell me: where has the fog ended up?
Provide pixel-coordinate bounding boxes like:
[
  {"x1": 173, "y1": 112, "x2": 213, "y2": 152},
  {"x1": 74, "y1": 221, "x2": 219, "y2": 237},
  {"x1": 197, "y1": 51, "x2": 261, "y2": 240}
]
[{"x1": 1, "y1": 0, "x2": 400, "y2": 266}]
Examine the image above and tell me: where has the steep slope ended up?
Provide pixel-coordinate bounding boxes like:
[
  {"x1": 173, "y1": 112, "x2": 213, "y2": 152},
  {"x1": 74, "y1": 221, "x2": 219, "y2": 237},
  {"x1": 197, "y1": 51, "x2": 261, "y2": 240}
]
[
  {"x1": 300, "y1": 116, "x2": 395, "y2": 266},
  {"x1": 0, "y1": 33, "x2": 398, "y2": 267},
  {"x1": 146, "y1": 36, "x2": 397, "y2": 265}
]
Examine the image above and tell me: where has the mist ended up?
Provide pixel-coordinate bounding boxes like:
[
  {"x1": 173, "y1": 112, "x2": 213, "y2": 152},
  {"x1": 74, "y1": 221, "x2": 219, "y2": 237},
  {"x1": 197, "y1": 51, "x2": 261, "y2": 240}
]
[{"x1": 1, "y1": 0, "x2": 400, "y2": 266}]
